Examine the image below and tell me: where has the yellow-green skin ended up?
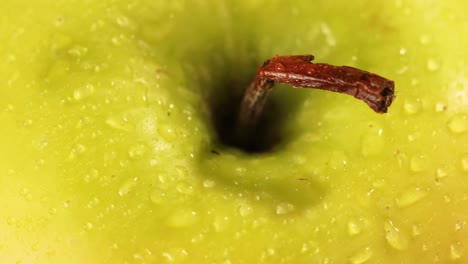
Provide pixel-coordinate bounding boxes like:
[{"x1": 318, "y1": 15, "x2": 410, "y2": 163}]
[{"x1": 1, "y1": 0, "x2": 468, "y2": 263}]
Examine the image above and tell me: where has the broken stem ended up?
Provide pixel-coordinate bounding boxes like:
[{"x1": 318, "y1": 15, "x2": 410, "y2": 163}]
[{"x1": 237, "y1": 55, "x2": 395, "y2": 141}]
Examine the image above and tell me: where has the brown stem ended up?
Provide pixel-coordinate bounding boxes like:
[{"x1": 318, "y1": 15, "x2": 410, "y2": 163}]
[{"x1": 237, "y1": 55, "x2": 395, "y2": 137}]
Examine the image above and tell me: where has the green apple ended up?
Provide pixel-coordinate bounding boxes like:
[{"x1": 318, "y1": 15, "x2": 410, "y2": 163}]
[{"x1": 1, "y1": 0, "x2": 468, "y2": 263}]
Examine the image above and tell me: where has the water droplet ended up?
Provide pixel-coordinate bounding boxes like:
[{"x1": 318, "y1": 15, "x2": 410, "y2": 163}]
[
  {"x1": 6, "y1": 216, "x2": 16, "y2": 226},
  {"x1": 175, "y1": 166, "x2": 189, "y2": 180},
  {"x1": 118, "y1": 178, "x2": 138, "y2": 196},
  {"x1": 412, "y1": 224, "x2": 421, "y2": 237},
  {"x1": 372, "y1": 179, "x2": 386, "y2": 188},
  {"x1": 450, "y1": 242, "x2": 464, "y2": 260},
  {"x1": 361, "y1": 126, "x2": 385, "y2": 157},
  {"x1": 349, "y1": 247, "x2": 373, "y2": 264},
  {"x1": 410, "y1": 154, "x2": 429, "y2": 172},
  {"x1": 68, "y1": 144, "x2": 86, "y2": 160},
  {"x1": 212, "y1": 215, "x2": 230, "y2": 232},
  {"x1": 157, "y1": 125, "x2": 177, "y2": 141},
  {"x1": 455, "y1": 220, "x2": 465, "y2": 231},
  {"x1": 167, "y1": 210, "x2": 198, "y2": 228},
  {"x1": 176, "y1": 182, "x2": 194, "y2": 195},
  {"x1": 48, "y1": 207, "x2": 57, "y2": 215},
  {"x1": 67, "y1": 45, "x2": 88, "y2": 57},
  {"x1": 461, "y1": 154, "x2": 468, "y2": 172},
  {"x1": 436, "y1": 168, "x2": 448, "y2": 179},
  {"x1": 434, "y1": 102, "x2": 447, "y2": 112},
  {"x1": 448, "y1": 114, "x2": 468, "y2": 134},
  {"x1": 106, "y1": 116, "x2": 132, "y2": 131},
  {"x1": 328, "y1": 151, "x2": 349, "y2": 170},
  {"x1": 116, "y1": 16, "x2": 129, "y2": 26},
  {"x1": 384, "y1": 220, "x2": 409, "y2": 250},
  {"x1": 161, "y1": 248, "x2": 188, "y2": 262},
  {"x1": 348, "y1": 220, "x2": 362, "y2": 236},
  {"x1": 403, "y1": 99, "x2": 422, "y2": 115},
  {"x1": 239, "y1": 202, "x2": 253, "y2": 217},
  {"x1": 419, "y1": 34, "x2": 431, "y2": 45},
  {"x1": 85, "y1": 222, "x2": 94, "y2": 230},
  {"x1": 35, "y1": 159, "x2": 45, "y2": 170},
  {"x1": 84, "y1": 169, "x2": 99, "y2": 183},
  {"x1": 426, "y1": 59, "x2": 439, "y2": 72},
  {"x1": 86, "y1": 197, "x2": 100, "y2": 209},
  {"x1": 265, "y1": 248, "x2": 276, "y2": 256},
  {"x1": 111, "y1": 36, "x2": 121, "y2": 46},
  {"x1": 20, "y1": 188, "x2": 32, "y2": 201},
  {"x1": 396, "y1": 187, "x2": 427, "y2": 208},
  {"x1": 128, "y1": 144, "x2": 146, "y2": 159},
  {"x1": 444, "y1": 194, "x2": 452, "y2": 204},
  {"x1": 276, "y1": 202, "x2": 295, "y2": 215},
  {"x1": 150, "y1": 189, "x2": 167, "y2": 205},
  {"x1": 23, "y1": 119, "x2": 33, "y2": 127},
  {"x1": 73, "y1": 84, "x2": 94, "y2": 101},
  {"x1": 203, "y1": 179, "x2": 216, "y2": 188}
]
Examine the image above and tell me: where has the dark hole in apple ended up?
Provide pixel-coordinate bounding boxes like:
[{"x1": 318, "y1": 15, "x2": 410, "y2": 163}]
[{"x1": 209, "y1": 79, "x2": 283, "y2": 153}]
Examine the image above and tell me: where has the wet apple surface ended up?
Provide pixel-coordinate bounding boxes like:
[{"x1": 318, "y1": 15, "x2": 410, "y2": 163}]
[{"x1": 1, "y1": 1, "x2": 468, "y2": 263}]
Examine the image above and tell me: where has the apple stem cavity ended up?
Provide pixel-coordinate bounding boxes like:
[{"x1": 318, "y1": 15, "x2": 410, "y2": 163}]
[{"x1": 237, "y1": 55, "x2": 395, "y2": 143}]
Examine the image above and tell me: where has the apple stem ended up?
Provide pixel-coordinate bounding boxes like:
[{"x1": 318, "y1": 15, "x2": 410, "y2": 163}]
[{"x1": 237, "y1": 55, "x2": 395, "y2": 142}]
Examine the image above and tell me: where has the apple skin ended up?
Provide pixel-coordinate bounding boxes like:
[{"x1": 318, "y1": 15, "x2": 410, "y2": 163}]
[{"x1": 1, "y1": 0, "x2": 468, "y2": 263}]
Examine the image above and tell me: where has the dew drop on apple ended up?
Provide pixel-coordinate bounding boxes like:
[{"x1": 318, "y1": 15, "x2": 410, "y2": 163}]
[
  {"x1": 20, "y1": 187, "x2": 32, "y2": 201},
  {"x1": 85, "y1": 222, "x2": 94, "y2": 230},
  {"x1": 461, "y1": 154, "x2": 468, "y2": 172},
  {"x1": 68, "y1": 143, "x2": 86, "y2": 160},
  {"x1": 426, "y1": 58, "x2": 440, "y2": 72},
  {"x1": 434, "y1": 102, "x2": 447, "y2": 112},
  {"x1": 23, "y1": 119, "x2": 33, "y2": 127},
  {"x1": 150, "y1": 189, "x2": 167, "y2": 205},
  {"x1": 157, "y1": 125, "x2": 177, "y2": 141},
  {"x1": 118, "y1": 177, "x2": 138, "y2": 197},
  {"x1": 419, "y1": 34, "x2": 432, "y2": 45},
  {"x1": 84, "y1": 169, "x2": 99, "y2": 183},
  {"x1": 410, "y1": 154, "x2": 429, "y2": 172},
  {"x1": 67, "y1": 45, "x2": 88, "y2": 57},
  {"x1": 106, "y1": 116, "x2": 132, "y2": 131},
  {"x1": 403, "y1": 99, "x2": 422, "y2": 115},
  {"x1": 349, "y1": 247, "x2": 372, "y2": 264},
  {"x1": 4, "y1": 104, "x2": 14, "y2": 113},
  {"x1": 167, "y1": 209, "x2": 199, "y2": 228},
  {"x1": 73, "y1": 84, "x2": 94, "y2": 101},
  {"x1": 238, "y1": 202, "x2": 253, "y2": 217},
  {"x1": 347, "y1": 220, "x2": 362, "y2": 236},
  {"x1": 436, "y1": 168, "x2": 448, "y2": 179},
  {"x1": 412, "y1": 224, "x2": 422, "y2": 237},
  {"x1": 115, "y1": 16, "x2": 129, "y2": 27},
  {"x1": 360, "y1": 127, "x2": 385, "y2": 157},
  {"x1": 450, "y1": 242, "x2": 464, "y2": 260},
  {"x1": 212, "y1": 215, "x2": 231, "y2": 232},
  {"x1": 128, "y1": 144, "x2": 146, "y2": 159},
  {"x1": 384, "y1": 220, "x2": 409, "y2": 250},
  {"x1": 86, "y1": 197, "x2": 100, "y2": 209},
  {"x1": 6, "y1": 216, "x2": 16, "y2": 226},
  {"x1": 447, "y1": 114, "x2": 468, "y2": 134},
  {"x1": 395, "y1": 187, "x2": 427, "y2": 208},
  {"x1": 203, "y1": 179, "x2": 216, "y2": 188},
  {"x1": 176, "y1": 181, "x2": 194, "y2": 195},
  {"x1": 455, "y1": 220, "x2": 465, "y2": 231},
  {"x1": 276, "y1": 202, "x2": 295, "y2": 215}
]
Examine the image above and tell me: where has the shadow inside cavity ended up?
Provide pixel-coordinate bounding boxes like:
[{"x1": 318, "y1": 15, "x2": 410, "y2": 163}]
[{"x1": 196, "y1": 59, "x2": 324, "y2": 211}]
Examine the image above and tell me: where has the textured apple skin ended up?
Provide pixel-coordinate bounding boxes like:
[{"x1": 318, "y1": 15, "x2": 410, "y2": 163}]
[{"x1": 1, "y1": 0, "x2": 468, "y2": 263}]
